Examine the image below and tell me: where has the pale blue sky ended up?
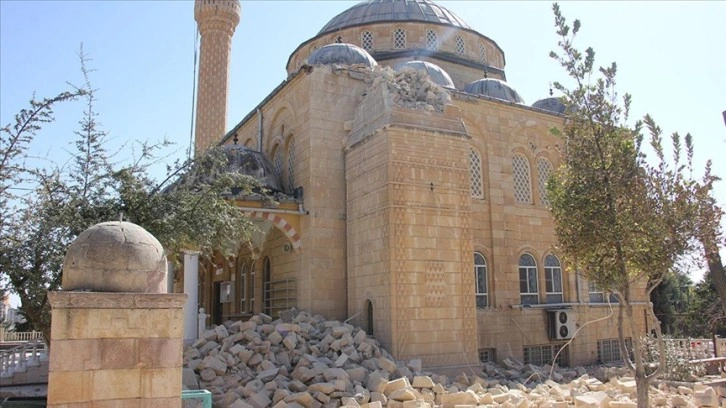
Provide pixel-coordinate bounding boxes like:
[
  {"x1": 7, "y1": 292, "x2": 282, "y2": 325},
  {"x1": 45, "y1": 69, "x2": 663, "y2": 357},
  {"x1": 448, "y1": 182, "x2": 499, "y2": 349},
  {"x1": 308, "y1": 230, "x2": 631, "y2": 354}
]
[{"x1": 1, "y1": 1, "x2": 725, "y2": 292}]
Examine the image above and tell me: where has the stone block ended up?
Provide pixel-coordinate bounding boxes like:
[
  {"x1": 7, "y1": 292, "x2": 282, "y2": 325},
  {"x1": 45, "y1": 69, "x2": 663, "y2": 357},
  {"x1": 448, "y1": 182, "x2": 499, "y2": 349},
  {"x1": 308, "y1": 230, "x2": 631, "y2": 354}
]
[
  {"x1": 608, "y1": 400, "x2": 636, "y2": 408},
  {"x1": 378, "y1": 357, "x2": 397, "y2": 374},
  {"x1": 384, "y1": 377, "x2": 411, "y2": 396},
  {"x1": 573, "y1": 392, "x2": 610, "y2": 408},
  {"x1": 308, "y1": 382, "x2": 337, "y2": 394},
  {"x1": 440, "y1": 390, "x2": 479, "y2": 408},
  {"x1": 250, "y1": 391, "x2": 274, "y2": 408},
  {"x1": 695, "y1": 387, "x2": 719, "y2": 407},
  {"x1": 412, "y1": 376, "x2": 435, "y2": 389},
  {"x1": 360, "y1": 402, "x2": 382, "y2": 408}
]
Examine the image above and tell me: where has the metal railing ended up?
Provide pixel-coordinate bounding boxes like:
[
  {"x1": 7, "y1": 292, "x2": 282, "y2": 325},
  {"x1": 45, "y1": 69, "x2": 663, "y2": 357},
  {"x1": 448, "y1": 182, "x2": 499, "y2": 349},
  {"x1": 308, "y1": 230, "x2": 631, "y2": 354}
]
[
  {"x1": 263, "y1": 279, "x2": 297, "y2": 317},
  {"x1": 0, "y1": 337, "x2": 47, "y2": 376}
]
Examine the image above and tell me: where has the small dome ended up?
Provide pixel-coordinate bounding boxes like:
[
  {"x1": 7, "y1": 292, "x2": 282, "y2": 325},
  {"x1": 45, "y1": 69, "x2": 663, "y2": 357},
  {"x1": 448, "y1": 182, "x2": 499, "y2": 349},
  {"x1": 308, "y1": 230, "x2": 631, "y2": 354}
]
[
  {"x1": 394, "y1": 61, "x2": 455, "y2": 89},
  {"x1": 63, "y1": 221, "x2": 167, "y2": 293},
  {"x1": 532, "y1": 97, "x2": 566, "y2": 114},
  {"x1": 319, "y1": 0, "x2": 471, "y2": 35},
  {"x1": 217, "y1": 144, "x2": 282, "y2": 192},
  {"x1": 307, "y1": 43, "x2": 377, "y2": 68},
  {"x1": 464, "y1": 78, "x2": 524, "y2": 104}
]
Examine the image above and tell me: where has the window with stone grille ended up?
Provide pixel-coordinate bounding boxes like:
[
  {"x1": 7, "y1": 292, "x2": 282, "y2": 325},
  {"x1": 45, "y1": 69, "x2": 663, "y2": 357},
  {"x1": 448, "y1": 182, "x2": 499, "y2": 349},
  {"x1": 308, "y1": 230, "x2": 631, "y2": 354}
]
[
  {"x1": 287, "y1": 138, "x2": 296, "y2": 193},
  {"x1": 479, "y1": 42, "x2": 487, "y2": 64},
  {"x1": 273, "y1": 146, "x2": 283, "y2": 181},
  {"x1": 475, "y1": 252, "x2": 488, "y2": 308},
  {"x1": 361, "y1": 31, "x2": 373, "y2": 50},
  {"x1": 335, "y1": 35, "x2": 343, "y2": 44},
  {"x1": 469, "y1": 148, "x2": 483, "y2": 199},
  {"x1": 478, "y1": 348, "x2": 496, "y2": 363},
  {"x1": 537, "y1": 158, "x2": 553, "y2": 206},
  {"x1": 393, "y1": 28, "x2": 406, "y2": 49},
  {"x1": 455, "y1": 35, "x2": 465, "y2": 55},
  {"x1": 597, "y1": 338, "x2": 633, "y2": 364},
  {"x1": 544, "y1": 254, "x2": 563, "y2": 304},
  {"x1": 239, "y1": 263, "x2": 248, "y2": 313},
  {"x1": 425, "y1": 29, "x2": 438, "y2": 50},
  {"x1": 519, "y1": 253, "x2": 539, "y2": 305},
  {"x1": 524, "y1": 344, "x2": 569, "y2": 366},
  {"x1": 250, "y1": 261, "x2": 256, "y2": 313},
  {"x1": 512, "y1": 154, "x2": 532, "y2": 203}
]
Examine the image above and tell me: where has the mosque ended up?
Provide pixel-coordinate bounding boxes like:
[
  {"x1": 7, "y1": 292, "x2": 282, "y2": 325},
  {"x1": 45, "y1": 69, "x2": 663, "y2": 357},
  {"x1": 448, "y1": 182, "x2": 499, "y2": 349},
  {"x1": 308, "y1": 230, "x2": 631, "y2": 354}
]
[{"x1": 180, "y1": 0, "x2": 649, "y2": 369}]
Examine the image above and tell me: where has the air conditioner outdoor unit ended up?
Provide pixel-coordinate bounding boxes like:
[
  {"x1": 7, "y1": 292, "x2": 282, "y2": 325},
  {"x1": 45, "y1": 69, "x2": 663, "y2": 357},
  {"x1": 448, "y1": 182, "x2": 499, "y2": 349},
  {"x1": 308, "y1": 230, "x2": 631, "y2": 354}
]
[{"x1": 548, "y1": 310, "x2": 575, "y2": 340}]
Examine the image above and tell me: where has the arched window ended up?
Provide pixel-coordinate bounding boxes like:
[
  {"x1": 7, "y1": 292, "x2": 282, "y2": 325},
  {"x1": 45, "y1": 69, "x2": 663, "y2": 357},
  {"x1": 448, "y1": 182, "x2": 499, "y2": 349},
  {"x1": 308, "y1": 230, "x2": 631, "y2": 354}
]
[
  {"x1": 469, "y1": 148, "x2": 483, "y2": 199},
  {"x1": 479, "y1": 42, "x2": 487, "y2": 64},
  {"x1": 519, "y1": 253, "x2": 538, "y2": 305},
  {"x1": 273, "y1": 146, "x2": 283, "y2": 181},
  {"x1": 361, "y1": 31, "x2": 373, "y2": 50},
  {"x1": 393, "y1": 28, "x2": 406, "y2": 49},
  {"x1": 425, "y1": 28, "x2": 438, "y2": 50},
  {"x1": 335, "y1": 35, "x2": 343, "y2": 44},
  {"x1": 286, "y1": 138, "x2": 297, "y2": 193},
  {"x1": 474, "y1": 252, "x2": 488, "y2": 308},
  {"x1": 455, "y1": 35, "x2": 465, "y2": 55},
  {"x1": 512, "y1": 154, "x2": 532, "y2": 203},
  {"x1": 538, "y1": 157, "x2": 553, "y2": 206},
  {"x1": 544, "y1": 254, "x2": 563, "y2": 303}
]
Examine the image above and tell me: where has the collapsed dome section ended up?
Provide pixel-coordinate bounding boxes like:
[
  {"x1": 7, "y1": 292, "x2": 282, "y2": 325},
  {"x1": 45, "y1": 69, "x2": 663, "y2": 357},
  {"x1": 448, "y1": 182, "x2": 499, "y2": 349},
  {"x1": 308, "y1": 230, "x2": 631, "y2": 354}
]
[
  {"x1": 532, "y1": 97, "x2": 567, "y2": 114},
  {"x1": 464, "y1": 78, "x2": 524, "y2": 104},
  {"x1": 217, "y1": 144, "x2": 282, "y2": 192},
  {"x1": 394, "y1": 60, "x2": 455, "y2": 89},
  {"x1": 307, "y1": 43, "x2": 378, "y2": 68}
]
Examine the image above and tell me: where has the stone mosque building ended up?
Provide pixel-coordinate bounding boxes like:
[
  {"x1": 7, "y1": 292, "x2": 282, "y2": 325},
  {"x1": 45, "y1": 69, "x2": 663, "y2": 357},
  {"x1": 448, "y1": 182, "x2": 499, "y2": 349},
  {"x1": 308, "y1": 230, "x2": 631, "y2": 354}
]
[{"x1": 182, "y1": 0, "x2": 649, "y2": 369}]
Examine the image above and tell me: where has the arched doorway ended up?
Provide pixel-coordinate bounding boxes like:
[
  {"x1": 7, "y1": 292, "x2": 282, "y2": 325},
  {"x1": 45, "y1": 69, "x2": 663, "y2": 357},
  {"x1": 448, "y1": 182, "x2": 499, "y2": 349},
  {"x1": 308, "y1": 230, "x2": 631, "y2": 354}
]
[{"x1": 365, "y1": 299, "x2": 374, "y2": 336}]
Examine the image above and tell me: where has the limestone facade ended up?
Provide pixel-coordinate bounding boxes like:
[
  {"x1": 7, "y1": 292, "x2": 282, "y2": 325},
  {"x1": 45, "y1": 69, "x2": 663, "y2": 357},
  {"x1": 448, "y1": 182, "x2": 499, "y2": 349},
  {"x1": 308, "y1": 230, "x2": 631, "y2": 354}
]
[{"x1": 186, "y1": 0, "x2": 649, "y2": 369}]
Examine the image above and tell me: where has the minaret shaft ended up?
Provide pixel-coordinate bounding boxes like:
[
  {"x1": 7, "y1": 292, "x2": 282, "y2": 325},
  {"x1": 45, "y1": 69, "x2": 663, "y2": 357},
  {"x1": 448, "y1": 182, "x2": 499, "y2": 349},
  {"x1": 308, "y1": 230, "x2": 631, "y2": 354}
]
[{"x1": 194, "y1": 0, "x2": 241, "y2": 156}]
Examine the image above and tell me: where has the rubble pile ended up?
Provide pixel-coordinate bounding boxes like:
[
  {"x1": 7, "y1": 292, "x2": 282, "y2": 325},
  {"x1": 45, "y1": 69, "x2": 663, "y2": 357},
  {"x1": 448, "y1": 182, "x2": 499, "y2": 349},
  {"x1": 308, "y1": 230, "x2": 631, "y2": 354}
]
[
  {"x1": 183, "y1": 311, "x2": 708, "y2": 408},
  {"x1": 369, "y1": 66, "x2": 451, "y2": 112}
]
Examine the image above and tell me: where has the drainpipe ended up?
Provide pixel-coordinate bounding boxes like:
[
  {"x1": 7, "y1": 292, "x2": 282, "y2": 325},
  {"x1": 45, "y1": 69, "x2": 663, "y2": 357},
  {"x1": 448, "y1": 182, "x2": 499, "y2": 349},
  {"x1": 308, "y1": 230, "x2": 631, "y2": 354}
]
[{"x1": 257, "y1": 108, "x2": 263, "y2": 152}]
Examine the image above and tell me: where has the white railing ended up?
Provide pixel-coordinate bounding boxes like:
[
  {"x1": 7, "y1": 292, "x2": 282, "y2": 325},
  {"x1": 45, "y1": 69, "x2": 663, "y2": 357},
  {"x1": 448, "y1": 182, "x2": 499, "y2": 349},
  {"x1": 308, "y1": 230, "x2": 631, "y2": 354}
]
[
  {"x1": 0, "y1": 337, "x2": 47, "y2": 376},
  {"x1": 0, "y1": 330, "x2": 44, "y2": 342},
  {"x1": 666, "y1": 338, "x2": 717, "y2": 360}
]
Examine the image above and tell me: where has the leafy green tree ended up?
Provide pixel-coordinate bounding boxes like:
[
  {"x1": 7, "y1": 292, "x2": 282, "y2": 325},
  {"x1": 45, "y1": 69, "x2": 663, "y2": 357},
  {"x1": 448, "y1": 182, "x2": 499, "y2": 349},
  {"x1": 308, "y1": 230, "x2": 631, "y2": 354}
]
[
  {"x1": 547, "y1": 5, "x2": 701, "y2": 406},
  {"x1": 0, "y1": 52, "x2": 259, "y2": 344},
  {"x1": 651, "y1": 270, "x2": 692, "y2": 336}
]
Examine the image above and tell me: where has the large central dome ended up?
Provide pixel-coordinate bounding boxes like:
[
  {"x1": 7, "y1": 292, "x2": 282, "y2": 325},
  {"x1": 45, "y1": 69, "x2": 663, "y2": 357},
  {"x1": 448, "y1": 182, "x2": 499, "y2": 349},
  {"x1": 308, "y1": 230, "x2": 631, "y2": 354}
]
[{"x1": 318, "y1": 0, "x2": 472, "y2": 35}]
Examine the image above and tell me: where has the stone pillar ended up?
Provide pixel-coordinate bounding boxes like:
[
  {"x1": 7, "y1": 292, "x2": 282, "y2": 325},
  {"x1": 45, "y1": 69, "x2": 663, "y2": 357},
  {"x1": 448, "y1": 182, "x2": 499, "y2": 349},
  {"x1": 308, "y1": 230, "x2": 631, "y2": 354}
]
[
  {"x1": 47, "y1": 221, "x2": 187, "y2": 408},
  {"x1": 183, "y1": 251, "x2": 200, "y2": 342}
]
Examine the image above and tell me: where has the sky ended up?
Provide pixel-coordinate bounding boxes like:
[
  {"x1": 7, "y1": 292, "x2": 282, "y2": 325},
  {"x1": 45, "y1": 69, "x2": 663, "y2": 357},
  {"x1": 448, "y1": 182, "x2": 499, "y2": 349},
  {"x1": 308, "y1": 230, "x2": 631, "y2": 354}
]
[{"x1": 1, "y1": 1, "x2": 725, "y2": 304}]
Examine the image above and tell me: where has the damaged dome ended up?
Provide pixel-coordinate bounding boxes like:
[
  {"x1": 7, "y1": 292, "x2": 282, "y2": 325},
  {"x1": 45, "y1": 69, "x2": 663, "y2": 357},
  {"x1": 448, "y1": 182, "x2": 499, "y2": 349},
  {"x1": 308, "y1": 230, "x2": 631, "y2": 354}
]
[
  {"x1": 307, "y1": 43, "x2": 377, "y2": 68},
  {"x1": 217, "y1": 144, "x2": 282, "y2": 192},
  {"x1": 532, "y1": 96, "x2": 567, "y2": 114},
  {"x1": 394, "y1": 60, "x2": 455, "y2": 89},
  {"x1": 464, "y1": 78, "x2": 524, "y2": 104}
]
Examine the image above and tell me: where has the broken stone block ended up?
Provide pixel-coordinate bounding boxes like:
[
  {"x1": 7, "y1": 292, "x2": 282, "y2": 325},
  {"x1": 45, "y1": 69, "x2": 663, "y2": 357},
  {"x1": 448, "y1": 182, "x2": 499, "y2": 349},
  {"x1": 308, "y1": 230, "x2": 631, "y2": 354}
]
[
  {"x1": 412, "y1": 376, "x2": 435, "y2": 389},
  {"x1": 378, "y1": 357, "x2": 397, "y2": 374},
  {"x1": 608, "y1": 399, "x2": 637, "y2": 408},
  {"x1": 360, "y1": 402, "x2": 382, "y2": 408},
  {"x1": 249, "y1": 391, "x2": 273, "y2": 408},
  {"x1": 440, "y1": 390, "x2": 479, "y2": 408},
  {"x1": 695, "y1": 386, "x2": 719, "y2": 407},
  {"x1": 671, "y1": 396, "x2": 689, "y2": 407},
  {"x1": 284, "y1": 333, "x2": 299, "y2": 350},
  {"x1": 573, "y1": 392, "x2": 610, "y2": 408},
  {"x1": 678, "y1": 386, "x2": 693, "y2": 395},
  {"x1": 387, "y1": 388, "x2": 417, "y2": 402},
  {"x1": 308, "y1": 383, "x2": 337, "y2": 395},
  {"x1": 384, "y1": 377, "x2": 411, "y2": 396},
  {"x1": 285, "y1": 392, "x2": 316, "y2": 408}
]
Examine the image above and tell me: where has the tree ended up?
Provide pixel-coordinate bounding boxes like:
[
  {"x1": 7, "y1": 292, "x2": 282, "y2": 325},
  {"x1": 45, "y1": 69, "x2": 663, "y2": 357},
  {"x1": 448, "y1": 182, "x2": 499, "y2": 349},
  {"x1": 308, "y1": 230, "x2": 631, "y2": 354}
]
[
  {"x1": 0, "y1": 52, "x2": 260, "y2": 343},
  {"x1": 651, "y1": 269, "x2": 692, "y2": 336},
  {"x1": 546, "y1": 4, "x2": 699, "y2": 406}
]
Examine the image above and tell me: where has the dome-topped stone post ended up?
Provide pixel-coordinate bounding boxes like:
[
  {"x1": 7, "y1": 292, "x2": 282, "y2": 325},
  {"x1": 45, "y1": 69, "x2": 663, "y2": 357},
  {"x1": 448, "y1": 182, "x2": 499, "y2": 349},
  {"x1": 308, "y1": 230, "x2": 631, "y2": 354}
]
[
  {"x1": 194, "y1": 0, "x2": 241, "y2": 156},
  {"x1": 47, "y1": 221, "x2": 187, "y2": 407}
]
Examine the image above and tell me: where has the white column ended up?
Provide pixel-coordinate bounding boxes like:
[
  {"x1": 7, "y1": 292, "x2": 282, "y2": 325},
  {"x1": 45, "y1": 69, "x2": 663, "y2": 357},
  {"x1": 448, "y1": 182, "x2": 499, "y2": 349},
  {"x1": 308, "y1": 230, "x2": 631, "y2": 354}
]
[
  {"x1": 166, "y1": 260, "x2": 174, "y2": 294},
  {"x1": 183, "y1": 251, "x2": 200, "y2": 342}
]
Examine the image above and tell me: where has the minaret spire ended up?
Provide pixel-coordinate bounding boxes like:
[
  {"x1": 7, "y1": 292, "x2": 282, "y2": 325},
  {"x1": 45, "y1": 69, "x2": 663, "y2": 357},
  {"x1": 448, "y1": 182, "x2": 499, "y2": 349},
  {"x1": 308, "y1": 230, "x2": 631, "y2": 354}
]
[{"x1": 193, "y1": 0, "x2": 241, "y2": 156}]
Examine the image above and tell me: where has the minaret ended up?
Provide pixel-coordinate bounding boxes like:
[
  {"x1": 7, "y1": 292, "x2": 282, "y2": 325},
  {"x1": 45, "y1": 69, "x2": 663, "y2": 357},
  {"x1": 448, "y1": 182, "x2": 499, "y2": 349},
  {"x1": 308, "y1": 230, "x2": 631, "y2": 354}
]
[{"x1": 194, "y1": 0, "x2": 241, "y2": 155}]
